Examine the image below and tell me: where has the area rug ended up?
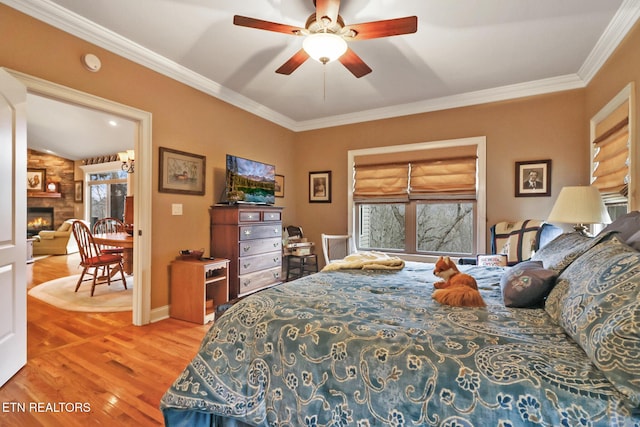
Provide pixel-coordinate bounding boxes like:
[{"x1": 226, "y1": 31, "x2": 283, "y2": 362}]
[{"x1": 28, "y1": 274, "x2": 132, "y2": 312}]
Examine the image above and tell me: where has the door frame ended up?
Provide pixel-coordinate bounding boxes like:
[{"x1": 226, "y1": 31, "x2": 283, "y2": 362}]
[{"x1": 6, "y1": 68, "x2": 153, "y2": 325}]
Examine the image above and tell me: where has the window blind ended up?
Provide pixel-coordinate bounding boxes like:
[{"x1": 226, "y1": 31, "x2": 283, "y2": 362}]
[
  {"x1": 410, "y1": 156, "x2": 477, "y2": 199},
  {"x1": 592, "y1": 101, "x2": 630, "y2": 204},
  {"x1": 353, "y1": 145, "x2": 477, "y2": 201},
  {"x1": 353, "y1": 163, "x2": 409, "y2": 201}
]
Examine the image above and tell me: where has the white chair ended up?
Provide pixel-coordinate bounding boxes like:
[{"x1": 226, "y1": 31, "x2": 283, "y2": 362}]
[{"x1": 321, "y1": 234, "x2": 354, "y2": 265}]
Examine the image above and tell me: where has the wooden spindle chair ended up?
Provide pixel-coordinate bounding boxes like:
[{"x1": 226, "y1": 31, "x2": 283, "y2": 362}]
[{"x1": 71, "y1": 220, "x2": 127, "y2": 296}]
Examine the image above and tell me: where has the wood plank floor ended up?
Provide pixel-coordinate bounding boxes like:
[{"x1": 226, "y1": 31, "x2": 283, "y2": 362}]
[{"x1": 0, "y1": 254, "x2": 211, "y2": 426}]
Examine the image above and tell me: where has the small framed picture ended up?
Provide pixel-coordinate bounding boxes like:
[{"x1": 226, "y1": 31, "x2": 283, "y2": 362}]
[
  {"x1": 159, "y1": 147, "x2": 206, "y2": 195},
  {"x1": 74, "y1": 180, "x2": 83, "y2": 203},
  {"x1": 27, "y1": 168, "x2": 46, "y2": 192},
  {"x1": 275, "y1": 174, "x2": 284, "y2": 198},
  {"x1": 309, "y1": 171, "x2": 331, "y2": 203},
  {"x1": 515, "y1": 160, "x2": 551, "y2": 197}
]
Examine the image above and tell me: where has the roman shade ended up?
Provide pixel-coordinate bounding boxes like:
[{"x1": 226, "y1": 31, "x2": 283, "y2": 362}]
[
  {"x1": 592, "y1": 100, "x2": 630, "y2": 204},
  {"x1": 352, "y1": 163, "x2": 409, "y2": 201},
  {"x1": 353, "y1": 145, "x2": 478, "y2": 201}
]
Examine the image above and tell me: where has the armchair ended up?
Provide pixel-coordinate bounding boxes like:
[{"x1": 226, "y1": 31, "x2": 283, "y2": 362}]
[{"x1": 32, "y1": 219, "x2": 86, "y2": 256}]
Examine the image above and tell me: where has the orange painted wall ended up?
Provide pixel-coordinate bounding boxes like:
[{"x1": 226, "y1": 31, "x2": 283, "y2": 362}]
[
  {"x1": 294, "y1": 90, "x2": 588, "y2": 251},
  {"x1": 3, "y1": 3, "x2": 638, "y2": 308}
]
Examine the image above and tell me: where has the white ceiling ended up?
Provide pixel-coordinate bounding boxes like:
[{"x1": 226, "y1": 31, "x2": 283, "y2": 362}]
[
  {"x1": 27, "y1": 94, "x2": 136, "y2": 161},
  {"x1": 8, "y1": 0, "x2": 640, "y2": 159}
]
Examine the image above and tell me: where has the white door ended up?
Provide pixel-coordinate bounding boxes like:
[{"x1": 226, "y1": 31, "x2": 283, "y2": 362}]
[{"x1": 0, "y1": 69, "x2": 27, "y2": 386}]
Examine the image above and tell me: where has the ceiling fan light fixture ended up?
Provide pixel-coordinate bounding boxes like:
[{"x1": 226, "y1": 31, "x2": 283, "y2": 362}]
[{"x1": 303, "y1": 33, "x2": 347, "y2": 64}]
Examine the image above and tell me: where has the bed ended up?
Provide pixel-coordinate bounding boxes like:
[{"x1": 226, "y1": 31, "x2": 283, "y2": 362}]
[{"x1": 161, "y1": 227, "x2": 640, "y2": 426}]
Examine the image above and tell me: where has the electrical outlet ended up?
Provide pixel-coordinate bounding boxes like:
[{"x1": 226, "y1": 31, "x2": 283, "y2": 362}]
[{"x1": 172, "y1": 203, "x2": 183, "y2": 215}]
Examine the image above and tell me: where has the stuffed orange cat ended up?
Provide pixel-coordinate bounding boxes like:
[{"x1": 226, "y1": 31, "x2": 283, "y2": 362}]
[{"x1": 432, "y1": 256, "x2": 486, "y2": 307}]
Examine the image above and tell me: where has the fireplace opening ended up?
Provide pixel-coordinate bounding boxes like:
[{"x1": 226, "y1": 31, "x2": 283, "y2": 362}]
[{"x1": 27, "y1": 207, "x2": 54, "y2": 237}]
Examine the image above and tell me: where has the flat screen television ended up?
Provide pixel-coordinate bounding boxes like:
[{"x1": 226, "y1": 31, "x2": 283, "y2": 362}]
[{"x1": 224, "y1": 154, "x2": 276, "y2": 205}]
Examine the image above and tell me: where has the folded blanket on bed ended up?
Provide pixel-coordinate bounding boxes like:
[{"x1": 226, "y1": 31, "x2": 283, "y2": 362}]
[{"x1": 321, "y1": 251, "x2": 405, "y2": 271}]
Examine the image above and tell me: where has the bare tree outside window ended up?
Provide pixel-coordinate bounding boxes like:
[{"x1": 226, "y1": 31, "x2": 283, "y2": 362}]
[
  {"x1": 358, "y1": 201, "x2": 474, "y2": 255},
  {"x1": 416, "y1": 203, "x2": 473, "y2": 253}
]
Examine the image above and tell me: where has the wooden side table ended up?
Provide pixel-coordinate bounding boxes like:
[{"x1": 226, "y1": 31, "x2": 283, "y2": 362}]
[{"x1": 170, "y1": 258, "x2": 230, "y2": 324}]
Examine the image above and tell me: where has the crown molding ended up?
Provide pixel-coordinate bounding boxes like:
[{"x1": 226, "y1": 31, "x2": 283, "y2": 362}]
[
  {"x1": 578, "y1": 0, "x2": 640, "y2": 84},
  {"x1": 4, "y1": 0, "x2": 636, "y2": 132},
  {"x1": 291, "y1": 74, "x2": 586, "y2": 131}
]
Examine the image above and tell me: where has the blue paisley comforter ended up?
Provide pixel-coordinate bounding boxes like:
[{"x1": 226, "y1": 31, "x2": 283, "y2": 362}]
[{"x1": 160, "y1": 262, "x2": 640, "y2": 426}]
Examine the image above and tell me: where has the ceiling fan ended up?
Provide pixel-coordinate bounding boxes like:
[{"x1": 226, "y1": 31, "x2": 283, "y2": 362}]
[{"x1": 233, "y1": 0, "x2": 417, "y2": 78}]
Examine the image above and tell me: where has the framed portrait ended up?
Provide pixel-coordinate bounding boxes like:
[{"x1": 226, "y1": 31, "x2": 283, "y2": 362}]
[
  {"x1": 516, "y1": 159, "x2": 551, "y2": 197},
  {"x1": 275, "y1": 174, "x2": 284, "y2": 198},
  {"x1": 27, "y1": 168, "x2": 46, "y2": 192},
  {"x1": 74, "y1": 180, "x2": 83, "y2": 203},
  {"x1": 309, "y1": 171, "x2": 331, "y2": 203},
  {"x1": 159, "y1": 147, "x2": 206, "y2": 195}
]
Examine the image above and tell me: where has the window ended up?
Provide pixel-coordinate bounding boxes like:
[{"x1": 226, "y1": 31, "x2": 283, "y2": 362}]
[
  {"x1": 81, "y1": 162, "x2": 128, "y2": 228},
  {"x1": 590, "y1": 82, "x2": 637, "y2": 222},
  {"x1": 415, "y1": 202, "x2": 474, "y2": 254},
  {"x1": 348, "y1": 137, "x2": 486, "y2": 257},
  {"x1": 358, "y1": 201, "x2": 475, "y2": 255}
]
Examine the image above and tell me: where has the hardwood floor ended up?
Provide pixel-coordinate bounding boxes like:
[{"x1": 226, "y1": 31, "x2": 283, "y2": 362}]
[{"x1": 0, "y1": 254, "x2": 211, "y2": 426}]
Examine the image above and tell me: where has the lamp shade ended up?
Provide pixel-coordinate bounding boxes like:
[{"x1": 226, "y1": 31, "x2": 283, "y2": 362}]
[
  {"x1": 547, "y1": 186, "x2": 612, "y2": 225},
  {"x1": 303, "y1": 33, "x2": 348, "y2": 64}
]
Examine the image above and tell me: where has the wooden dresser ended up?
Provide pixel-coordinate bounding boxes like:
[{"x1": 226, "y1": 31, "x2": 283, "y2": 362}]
[{"x1": 210, "y1": 205, "x2": 283, "y2": 299}]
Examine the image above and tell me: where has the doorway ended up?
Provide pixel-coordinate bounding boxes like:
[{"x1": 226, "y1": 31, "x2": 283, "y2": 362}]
[{"x1": 8, "y1": 68, "x2": 153, "y2": 326}]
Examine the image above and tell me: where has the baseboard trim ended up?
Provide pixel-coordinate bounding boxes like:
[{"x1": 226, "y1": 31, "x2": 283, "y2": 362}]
[{"x1": 150, "y1": 305, "x2": 170, "y2": 323}]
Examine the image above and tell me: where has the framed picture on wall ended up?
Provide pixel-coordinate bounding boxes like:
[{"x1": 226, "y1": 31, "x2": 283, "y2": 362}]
[
  {"x1": 159, "y1": 147, "x2": 206, "y2": 195},
  {"x1": 309, "y1": 171, "x2": 331, "y2": 203},
  {"x1": 515, "y1": 159, "x2": 551, "y2": 197},
  {"x1": 275, "y1": 174, "x2": 284, "y2": 198},
  {"x1": 27, "y1": 168, "x2": 46, "y2": 192},
  {"x1": 74, "y1": 180, "x2": 83, "y2": 203}
]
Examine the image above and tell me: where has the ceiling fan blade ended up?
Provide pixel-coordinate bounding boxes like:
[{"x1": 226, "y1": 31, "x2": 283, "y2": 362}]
[
  {"x1": 233, "y1": 15, "x2": 304, "y2": 35},
  {"x1": 344, "y1": 16, "x2": 418, "y2": 40},
  {"x1": 338, "y1": 48, "x2": 372, "y2": 78},
  {"x1": 275, "y1": 49, "x2": 310, "y2": 75},
  {"x1": 315, "y1": 0, "x2": 341, "y2": 26}
]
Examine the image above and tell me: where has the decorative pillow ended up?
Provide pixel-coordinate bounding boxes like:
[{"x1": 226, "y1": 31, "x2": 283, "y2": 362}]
[
  {"x1": 492, "y1": 220, "x2": 544, "y2": 265},
  {"x1": 530, "y1": 232, "x2": 609, "y2": 274},
  {"x1": 545, "y1": 236, "x2": 640, "y2": 408},
  {"x1": 597, "y1": 210, "x2": 640, "y2": 251},
  {"x1": 58, "y1": 222, "x2": 72, "y2": 232},
  {"x1": 500, "y1": 261, "x2": 557, "y2": 308}
]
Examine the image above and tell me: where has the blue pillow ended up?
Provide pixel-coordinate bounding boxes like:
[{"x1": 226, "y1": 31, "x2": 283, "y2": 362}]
[
  {"x1": 545, "y1": 236, "x2": 640, "y2": 409},
  {"x1": 531, "y1": 232, "x2": 610, "y2": 274}
]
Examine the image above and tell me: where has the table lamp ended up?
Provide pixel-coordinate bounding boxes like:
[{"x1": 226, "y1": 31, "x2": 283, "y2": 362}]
[{"x1": 547, "y1": 186, "x2": 612, "y2": 235}]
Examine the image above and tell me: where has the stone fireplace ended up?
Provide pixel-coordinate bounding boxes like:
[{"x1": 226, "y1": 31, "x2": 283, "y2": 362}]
[{"x1": 27, "y1": 207, "x2": 54, "y2": 237}]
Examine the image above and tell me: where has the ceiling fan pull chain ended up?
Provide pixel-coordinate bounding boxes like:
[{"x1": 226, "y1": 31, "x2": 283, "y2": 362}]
[{"x1": 323, "y1": 65, "x2": 327, "y2": 102}]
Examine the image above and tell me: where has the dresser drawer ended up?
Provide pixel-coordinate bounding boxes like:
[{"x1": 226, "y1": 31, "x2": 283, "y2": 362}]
[
  {"x1": 239, "y1": 267, "x2": 281, "y2": 295},
  {"x1": 238, "y1": 251, "x2": 282, "y2": 275},
  {"x1": 239, "y1": 224, "x2": 282, "y2": 241},
  {"x1": 239, "y1": 211, "x2": 262, "y2": 222},
  {"x1": 239, "y1": 237, "x2": 281, "y2": 257},
  {"x1": 263, "y1": 211, "x2": 281, "y2": 221}
]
